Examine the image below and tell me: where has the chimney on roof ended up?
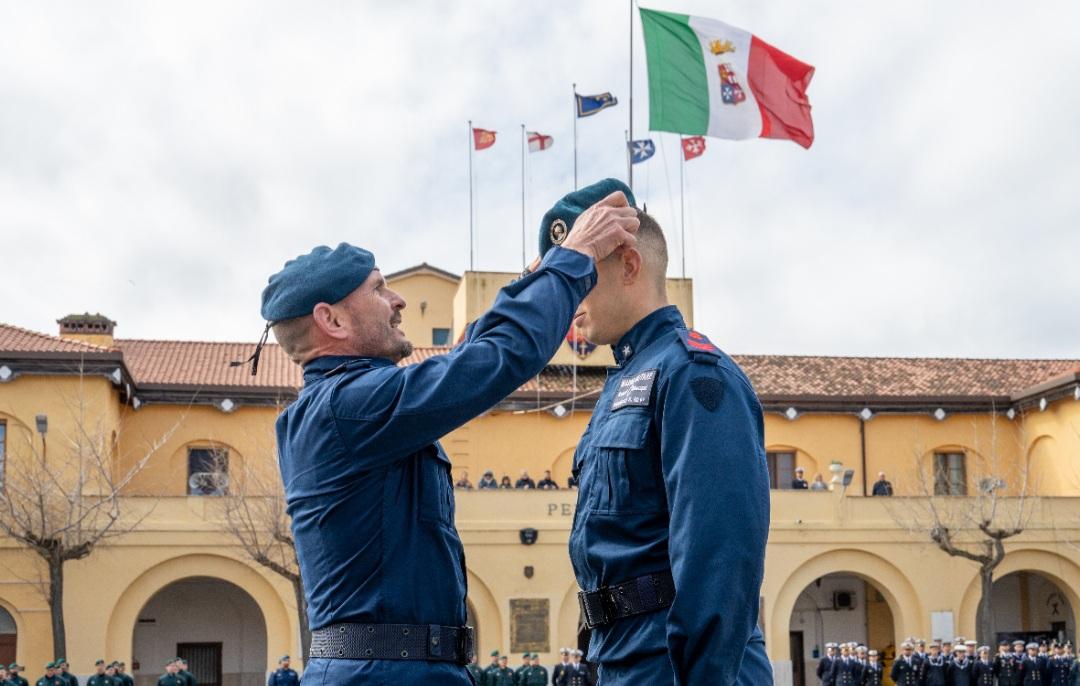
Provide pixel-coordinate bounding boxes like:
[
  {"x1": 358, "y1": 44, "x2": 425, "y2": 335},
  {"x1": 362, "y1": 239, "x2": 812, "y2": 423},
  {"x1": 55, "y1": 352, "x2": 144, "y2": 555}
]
[{"x1": 57, "y1": 313, "x2": 116, "y2": 348}]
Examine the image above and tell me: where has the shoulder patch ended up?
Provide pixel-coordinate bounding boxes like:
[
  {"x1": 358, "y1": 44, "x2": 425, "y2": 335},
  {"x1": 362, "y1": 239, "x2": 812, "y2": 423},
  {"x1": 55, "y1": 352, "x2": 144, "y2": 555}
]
[
  {"x1": 678, "y1": 328, "x2": 723, "y2": 361},
  {"x1": 690, "y1": 376, "x2": 724, "y2": 411}
]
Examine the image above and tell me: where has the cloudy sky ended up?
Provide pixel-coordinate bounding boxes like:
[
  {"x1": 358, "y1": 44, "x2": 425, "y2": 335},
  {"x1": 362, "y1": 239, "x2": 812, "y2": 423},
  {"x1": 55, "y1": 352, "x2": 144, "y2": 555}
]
[{"x1": 1, "y1": 1, "x2": 1077, "y2": 358}]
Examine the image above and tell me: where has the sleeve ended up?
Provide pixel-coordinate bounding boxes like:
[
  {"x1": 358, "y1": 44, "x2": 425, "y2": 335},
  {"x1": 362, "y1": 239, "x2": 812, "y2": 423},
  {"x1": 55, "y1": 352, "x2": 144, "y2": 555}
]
[
  {"x1": 657, "y1": 360, "x2": 771, "y2": 686},
  {"x1": 266, "y1": 674, "x2": 274, "y2": 686},
  {"x1": 330, "y1": 247, "x2": 595, "y2": 468}
]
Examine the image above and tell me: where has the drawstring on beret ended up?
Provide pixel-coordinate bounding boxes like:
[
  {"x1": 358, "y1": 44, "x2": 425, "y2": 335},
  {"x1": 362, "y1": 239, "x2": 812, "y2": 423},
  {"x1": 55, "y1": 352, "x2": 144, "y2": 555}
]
[{"x1": 230, "y1": 321, "x2": 272, "y2": 376}]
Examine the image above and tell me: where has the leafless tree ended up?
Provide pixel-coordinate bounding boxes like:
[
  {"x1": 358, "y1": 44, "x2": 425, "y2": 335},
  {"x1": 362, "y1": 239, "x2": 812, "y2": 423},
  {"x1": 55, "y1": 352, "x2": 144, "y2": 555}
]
[
  {"x1": 0, "y1": 376, "x2": 176, "y2": 657},
  {"x1": 885, "y1": 410, "x2": 1035, "y2": 644},
  {"x1": 217, "y1": 446, "x2": 310, "y2": 661}
]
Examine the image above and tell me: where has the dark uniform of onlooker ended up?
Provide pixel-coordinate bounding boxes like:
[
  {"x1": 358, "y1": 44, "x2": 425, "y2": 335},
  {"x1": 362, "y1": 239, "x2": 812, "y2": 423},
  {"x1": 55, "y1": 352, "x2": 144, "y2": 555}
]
[
  {"x1": 513, "y1": 654, "x2": 532, "y2": 684},
  {"x1": 1022, "y1": 643, "x2": 1049, "y2": 685},
  {"x1": 973, "y1": 647, "x2": 995, "y2": 686},
  {"x1": 87, "y1": 660, "x2": 115, "y2": 686},
  {"x1": 267, "y1": 656, "x2": 299, "y2": 686},
  {"x1": 489, "y1": 657, "x2": 515, "y2": 686},
  {"x1": 871, "y1": 472, "x2": 893, "y2": 496},
  {"x1": 551, "y1": 649, "x2": 571, "y2": 686},
  {"x1": 562, "y1": 652, "x2": 591, "y2": 686},
  {"x1": 112, "y1": 663, "x2": 134, "y2": 686},
  {"x1": 464, "y1": 657, "x2": 483, "y2": 685},
  {"x1": 947, "y1": 647, "x2": 973, "y2": 686},
  {"x1": 8, "y1": 664, "x2": 29, "y2": 686},
  {"x1": 156, "y1": 662, "x2": 184, "y2": 686},
  {"x1": 791, "y1": 467, "x2": 808, "y2": 489},
  {"x1": 922, "y1": 646, "x2": 948, "y2": 686},
  {"x1": 889, "y1": 643, "x2": 920, "y2": 686},
  {"x1": 999, "y1": 642, "x2": 1023, "y2": 686},
  {"x1": 537, "y1": 471, "x2": 559, "y2": 490},
  {"x1": 524, "y1": 655, "x2": 548, "y2": 686},
  {"x1": 35, "y1": 664, "x2": 64, "y2": 686},
  {"x1": 832, "y1": 648, "x2": 863, "y2": 686},
  {"x1": 515, "y1": 471, "x2": 536, "y2": 489},
  {"x1": 54, "y1": 661, "x2": 76, "y2": 686},
  {"x1": 818, "y1": 643, "x2": 838, "y2": 686},
  {"x1": 862, "y1": 651, "x2": 884, "y2": 686}
]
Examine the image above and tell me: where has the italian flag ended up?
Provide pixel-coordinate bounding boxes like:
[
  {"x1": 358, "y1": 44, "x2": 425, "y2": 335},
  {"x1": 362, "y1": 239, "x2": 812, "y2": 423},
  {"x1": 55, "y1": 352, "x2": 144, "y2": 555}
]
[{"x1": 640, "y1": 8, "x2": 815, "y2": 148}]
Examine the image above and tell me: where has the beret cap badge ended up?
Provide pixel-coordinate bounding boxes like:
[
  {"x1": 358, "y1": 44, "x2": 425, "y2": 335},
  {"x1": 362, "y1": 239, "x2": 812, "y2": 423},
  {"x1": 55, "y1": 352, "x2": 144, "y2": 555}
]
[{"x1": 549, "y1": 219, "x2": 569, "y2": 246}]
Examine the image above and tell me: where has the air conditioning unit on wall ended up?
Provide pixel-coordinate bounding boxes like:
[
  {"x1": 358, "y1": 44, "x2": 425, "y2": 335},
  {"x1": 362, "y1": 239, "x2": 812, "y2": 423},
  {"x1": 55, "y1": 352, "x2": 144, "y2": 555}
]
[{"x1": 833, "y1": 590, "x2": 857, "y2": 611}]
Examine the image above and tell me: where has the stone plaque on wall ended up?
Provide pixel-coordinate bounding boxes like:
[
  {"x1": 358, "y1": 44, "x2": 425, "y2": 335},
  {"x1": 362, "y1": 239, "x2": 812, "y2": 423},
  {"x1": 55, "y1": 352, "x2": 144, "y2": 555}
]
[{"x1": 510, "y1": 598, "x2": 550, "y2": 653}]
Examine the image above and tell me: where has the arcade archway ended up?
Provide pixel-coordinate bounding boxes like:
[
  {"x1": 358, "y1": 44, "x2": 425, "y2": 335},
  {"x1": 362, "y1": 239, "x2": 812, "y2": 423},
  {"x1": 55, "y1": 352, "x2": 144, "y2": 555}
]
[
  {"x1": 976, "y1": 570, "x2": 1076, "y2": 645},
  {"x1": 788, "y1": 574, "x2": 898, "y2": 686},
  {"x1": 132, "y1": 577, "x2": 267, "y2": 686}
]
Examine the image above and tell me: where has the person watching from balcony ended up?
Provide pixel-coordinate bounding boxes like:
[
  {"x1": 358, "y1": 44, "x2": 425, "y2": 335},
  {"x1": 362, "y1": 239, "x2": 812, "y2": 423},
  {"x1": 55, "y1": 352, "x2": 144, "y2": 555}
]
[
  {"x1": 515, "y1": 470, "x2": 536, "y2": 489},
  {"x1": 791, "y1": 466, "x2": 808, "y2": 489},
  {"x1": 478, "y1": 470, "x2": 498, "y2": 489},
  {"x1": 872, "y1": 472, "x2": 894, "y2": 496},
  {"x1": 537, "y1": 470, "x2": 559, "y2": 490},
  {"x1": 499, "y1": 474, "x2": 513, "y2": 489},
  {"x1": 454, "y1": 471, "x2": 474, "y2": 490},
  {"x1": 810, "y1": 473, "x2": 828, "y2": 491}
]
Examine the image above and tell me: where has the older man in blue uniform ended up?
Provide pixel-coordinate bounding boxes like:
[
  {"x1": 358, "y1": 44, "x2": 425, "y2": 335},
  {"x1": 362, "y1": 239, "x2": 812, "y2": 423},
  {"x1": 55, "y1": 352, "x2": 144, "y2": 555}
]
[
  {"x1": 260, "y1": 191, "x2": 638, "y2": 685},
  {"x1": 542, "y1": 180, "x2": 772, "y2": 685}
]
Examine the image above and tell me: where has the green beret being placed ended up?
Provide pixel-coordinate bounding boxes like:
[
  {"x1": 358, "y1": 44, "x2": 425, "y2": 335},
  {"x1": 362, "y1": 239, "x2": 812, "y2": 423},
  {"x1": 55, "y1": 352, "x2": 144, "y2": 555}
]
[
  {"x1": 95, "y1": 660, "x2": 105, "y2": 666},
  {"x1": 261, "y1": 243, "x2": 376, "y2": 322},
  {"x1": 45, "y1": 662, "x2": 55, "y2": 670},
  {"x1": 490, "y1": 650, "x2": 500, "y2": 657},
  {"x1": 538, "y1": 178, "x2": 636, "y2": 256}
]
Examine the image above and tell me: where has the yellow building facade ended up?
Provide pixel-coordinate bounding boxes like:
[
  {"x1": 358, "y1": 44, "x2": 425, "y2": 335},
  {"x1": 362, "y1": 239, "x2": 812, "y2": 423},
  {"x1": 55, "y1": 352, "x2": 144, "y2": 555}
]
[{"x1": 0, "y1": 272, "x2": 1078, "y2": 686}]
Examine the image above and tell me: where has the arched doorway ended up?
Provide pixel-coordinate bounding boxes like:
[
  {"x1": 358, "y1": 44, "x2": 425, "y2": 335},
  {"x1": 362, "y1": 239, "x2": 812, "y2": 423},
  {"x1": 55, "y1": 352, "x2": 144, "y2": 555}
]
[
  {"x1": 977, "y1": 571, "x2": 1076, "y2": 645},
  {"x1": 466, "y1": 598, "x2": 480, "y2": 655},
  {"x1": 132, "y1": 577, "x2": 267, "y2": 686},
  {"x1": 788, "y1": 574, "x2": 897, "y2": 686},
  {"x1": 0, "y1": 606, "x2": 16, "y2": 666}
]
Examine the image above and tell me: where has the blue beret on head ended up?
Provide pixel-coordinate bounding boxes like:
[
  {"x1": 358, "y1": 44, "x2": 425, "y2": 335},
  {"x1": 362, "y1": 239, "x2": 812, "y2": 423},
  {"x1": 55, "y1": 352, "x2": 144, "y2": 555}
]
[
  {"x1": 538, "y1": 178, "x2": 636, "y2": 256},
  {"x1": 261, "y1": 242, "x2": 376, "y2": 322}
]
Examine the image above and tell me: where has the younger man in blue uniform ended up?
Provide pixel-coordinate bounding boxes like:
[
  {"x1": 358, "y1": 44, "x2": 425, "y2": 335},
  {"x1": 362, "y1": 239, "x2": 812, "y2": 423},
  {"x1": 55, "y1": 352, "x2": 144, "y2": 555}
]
[
  {"x1": 266, "y1": 192, "x2": 637, "y2": 685},
  {"x1": 546, "y1": 180, "x2": 772, "y2": 685}
]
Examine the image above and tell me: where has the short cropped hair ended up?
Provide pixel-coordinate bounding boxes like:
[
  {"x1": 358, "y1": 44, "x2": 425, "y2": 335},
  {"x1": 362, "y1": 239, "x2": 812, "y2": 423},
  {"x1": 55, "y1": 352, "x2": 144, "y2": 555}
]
[
  {"x1": 635, "y1": 209, "x2": 668, "y2": 291},
  {"x1": 272, "y1": 315, "x2": 313, "y2": 363}
]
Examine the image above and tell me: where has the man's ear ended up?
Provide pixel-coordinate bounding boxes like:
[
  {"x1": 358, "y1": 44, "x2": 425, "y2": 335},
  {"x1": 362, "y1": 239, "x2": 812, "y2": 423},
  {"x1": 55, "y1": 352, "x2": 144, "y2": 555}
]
[
  {"x1": 311, "y1": 302, "x2": 349, "y2": 340},
  {"x1": 622, "y1": 247, "x2": 643, "y2": 285}
]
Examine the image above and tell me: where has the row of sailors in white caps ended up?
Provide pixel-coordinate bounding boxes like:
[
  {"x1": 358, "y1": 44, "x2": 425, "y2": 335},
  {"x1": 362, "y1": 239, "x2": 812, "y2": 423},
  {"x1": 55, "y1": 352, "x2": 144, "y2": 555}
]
[{"x1": 820, "y1": 636, "x2": 1077, "y2": 685}]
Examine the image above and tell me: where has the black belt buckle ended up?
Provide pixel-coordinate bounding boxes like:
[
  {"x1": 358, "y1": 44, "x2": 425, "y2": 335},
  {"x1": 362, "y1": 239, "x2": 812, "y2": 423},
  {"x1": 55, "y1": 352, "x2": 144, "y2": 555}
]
[{"x1": 578, "y1": 589, "x2": 612, "y2": 629}]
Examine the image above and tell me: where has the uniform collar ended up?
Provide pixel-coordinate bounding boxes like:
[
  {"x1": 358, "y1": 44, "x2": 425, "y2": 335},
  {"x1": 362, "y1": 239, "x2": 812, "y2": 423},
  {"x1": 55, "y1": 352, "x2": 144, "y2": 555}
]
[
  {"x1": 302, "y1": 355, "x2": 394, "y2": 383},
  {"x1": 612, "y1": 305, "x2": 684, "y2": 366}
]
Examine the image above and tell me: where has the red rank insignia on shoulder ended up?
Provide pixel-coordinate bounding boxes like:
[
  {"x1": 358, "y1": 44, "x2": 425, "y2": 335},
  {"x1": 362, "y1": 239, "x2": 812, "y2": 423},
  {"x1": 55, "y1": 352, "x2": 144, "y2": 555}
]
[{"x1": 681, "y1": 329, "x2": 721, "y2": 354}]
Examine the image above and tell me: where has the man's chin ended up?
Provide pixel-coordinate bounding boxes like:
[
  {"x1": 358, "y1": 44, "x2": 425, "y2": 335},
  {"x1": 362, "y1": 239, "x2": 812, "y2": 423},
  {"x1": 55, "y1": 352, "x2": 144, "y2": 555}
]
[{"x1": 391, "y1": 340, "x2": 414, "y2": 363}]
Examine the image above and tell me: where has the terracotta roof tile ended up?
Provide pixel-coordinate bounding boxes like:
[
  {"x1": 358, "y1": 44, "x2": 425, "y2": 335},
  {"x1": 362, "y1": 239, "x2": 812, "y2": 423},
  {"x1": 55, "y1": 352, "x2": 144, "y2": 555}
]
[
  {"x1": 115, "y1": 339, "x2": 301, "y2": 390},
  {"x1": 0, "y1": 322, "x2": 114, "y2": 354}
]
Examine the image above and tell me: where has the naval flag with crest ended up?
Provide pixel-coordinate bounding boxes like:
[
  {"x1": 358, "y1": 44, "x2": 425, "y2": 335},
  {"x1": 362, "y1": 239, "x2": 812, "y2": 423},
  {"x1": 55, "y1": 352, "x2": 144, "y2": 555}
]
[{"x1": 640, "y1": 8, "x2": 815, "y2": 148}]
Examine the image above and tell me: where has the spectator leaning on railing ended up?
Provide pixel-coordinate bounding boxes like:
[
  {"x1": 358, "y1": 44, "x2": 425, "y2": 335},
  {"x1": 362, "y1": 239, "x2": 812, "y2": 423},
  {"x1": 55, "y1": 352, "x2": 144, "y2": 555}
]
[
  {"x1": 810, "y1": 473, "x2": 828, "y2": 491},
  {"x1": 538, "y1": 470, "x2": 559, "y2": 490},
  {"x1": 872, "y1": 472, "x2": 894, "y2": 496},
  {"x1": 478, "y1": 470, "x2": 498, "y2": 489},
  {"x1": 515, "y1": 470, "x2": 536, "y2": 489},
  {"x1": 791, "y1": 467, "x2": 808, "y2": 490},
  {"x1": 454, "y1": 471, "x2": 474, "y2": 490}
]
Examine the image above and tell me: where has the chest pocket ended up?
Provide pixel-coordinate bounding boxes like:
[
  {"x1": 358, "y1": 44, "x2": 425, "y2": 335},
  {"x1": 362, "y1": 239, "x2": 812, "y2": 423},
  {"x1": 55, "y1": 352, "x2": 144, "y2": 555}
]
[
  {"x1": 585, "y1": 410, "x2": 666, "y2": 514},
  {"x1": 418, "y1": 444, "x2": 454, "y2": 527}
]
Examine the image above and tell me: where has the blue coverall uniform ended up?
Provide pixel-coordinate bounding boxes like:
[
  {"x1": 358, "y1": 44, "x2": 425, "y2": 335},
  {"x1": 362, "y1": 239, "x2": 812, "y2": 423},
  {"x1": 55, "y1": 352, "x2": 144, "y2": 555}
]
[
  {"x1": 277, "y1": 248, "x2": 596, "y2": 685},
  {"x1": 567, "y1": 305, "x2": 773, "y2": 685},
  {"x1": 266, "y1": 668, "x2": 298, "y2": 686}
]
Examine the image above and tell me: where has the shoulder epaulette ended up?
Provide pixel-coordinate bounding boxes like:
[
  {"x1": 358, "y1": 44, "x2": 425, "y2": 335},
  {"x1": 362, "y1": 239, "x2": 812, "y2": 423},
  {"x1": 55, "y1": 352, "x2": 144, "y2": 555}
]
[{"x1": 678, "y1": 328, "x2": 724, "y2": 362}]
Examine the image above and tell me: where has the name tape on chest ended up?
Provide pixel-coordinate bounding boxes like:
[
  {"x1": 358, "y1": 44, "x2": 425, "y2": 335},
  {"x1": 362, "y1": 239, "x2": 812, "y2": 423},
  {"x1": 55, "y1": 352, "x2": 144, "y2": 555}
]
[{"x1": 611, "y1": 369, "x2": 658, "y2": 410}]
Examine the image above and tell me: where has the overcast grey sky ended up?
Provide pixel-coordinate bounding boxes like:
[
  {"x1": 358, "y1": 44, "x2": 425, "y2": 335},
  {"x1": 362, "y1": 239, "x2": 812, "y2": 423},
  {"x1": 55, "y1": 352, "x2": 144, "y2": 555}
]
[{"x1": 1, "y1": 1, "x2": 1077, "y2": 358}]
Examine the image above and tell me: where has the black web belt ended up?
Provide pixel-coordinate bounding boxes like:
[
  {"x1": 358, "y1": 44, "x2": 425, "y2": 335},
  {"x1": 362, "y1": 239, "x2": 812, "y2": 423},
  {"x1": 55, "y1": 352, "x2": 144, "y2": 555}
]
[
  {"x1": 578, "y1": 569, "x2": 675, "y2": 629},
  {"x1": 309, "y1": 623, "x2": 474, "y2": 664}
]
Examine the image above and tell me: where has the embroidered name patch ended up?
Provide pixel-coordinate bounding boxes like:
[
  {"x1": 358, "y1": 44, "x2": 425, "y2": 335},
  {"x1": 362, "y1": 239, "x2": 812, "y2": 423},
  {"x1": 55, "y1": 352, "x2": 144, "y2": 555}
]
[{"x1": 611, "y1": 369, "x2": 658, "y2": 410}]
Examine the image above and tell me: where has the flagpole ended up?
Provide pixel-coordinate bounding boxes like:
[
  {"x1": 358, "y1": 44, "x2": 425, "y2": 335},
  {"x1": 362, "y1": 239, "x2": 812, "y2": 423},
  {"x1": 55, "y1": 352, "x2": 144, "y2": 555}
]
[
  {"x1": 467, "y1": 120, "x2": 474, "y2": 271},
  {"x1": 625, "y1": 130, "x2": 631, "y2": 188},
  {"x1": 521, "y1": 124, "x2": 526, "y2": 271},
  {"x1": 679, "y1": 135, "x2": 686, "y2": 278},
  {"x1": 572, "y1": 83, "x2": 578, "y2": 190},
  {"x1": 628, "y1": 0, "x2": 634, "y2": 192}
]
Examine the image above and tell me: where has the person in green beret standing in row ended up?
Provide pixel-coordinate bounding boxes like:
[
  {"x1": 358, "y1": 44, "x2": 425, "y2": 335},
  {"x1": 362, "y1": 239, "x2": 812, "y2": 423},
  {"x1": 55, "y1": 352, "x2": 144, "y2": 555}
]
[
  {"x1": 9, "y1": 663, "x2": 29, "y2": 686},
  {"x1": 488, "y1": 656, "x2": 514, "y2": 686},
  {"x1": 523, "y1": 654, "x2": 547, "y2": 686},
  {"x1": 267, "y1": 656, "x2": 299, "y2": 686},
  {"x1": 53, "y1": 661, "x2": 75, "y2": 686},
  {"x1": 87, "y1": 659, "x2": 114, "y2": 686},
  {"x1": 156, "y1": 660, "x2": 183, "y2": 686},
  {"x1": 513, "y1": 653, "x2": 531, "y2": 684},
  {"x1": 175, "y1": 659, "x2": 195, "y2": 686},
  {"x1": 481, "y1": 651, "x2": 501, "y2": 685},
  {"x1": 111, "y1": 663, "x2": 133, "y2": 686},
  {"x1": 464, "y1": 654, "x2": 483, "y2": 685},
  {"x1": 35, "y1": 663, "x2": 63, "y2": 686}
]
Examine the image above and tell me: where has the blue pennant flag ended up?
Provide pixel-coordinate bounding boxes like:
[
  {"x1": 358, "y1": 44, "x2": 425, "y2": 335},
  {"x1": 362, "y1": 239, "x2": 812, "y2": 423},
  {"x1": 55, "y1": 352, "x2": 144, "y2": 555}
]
[
  {"x1": 628, "y1": 139, "x2": 656, "y2": 164},
  {"x1": 576, "y1": 92, "x2": 618, "y2": 118}
]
